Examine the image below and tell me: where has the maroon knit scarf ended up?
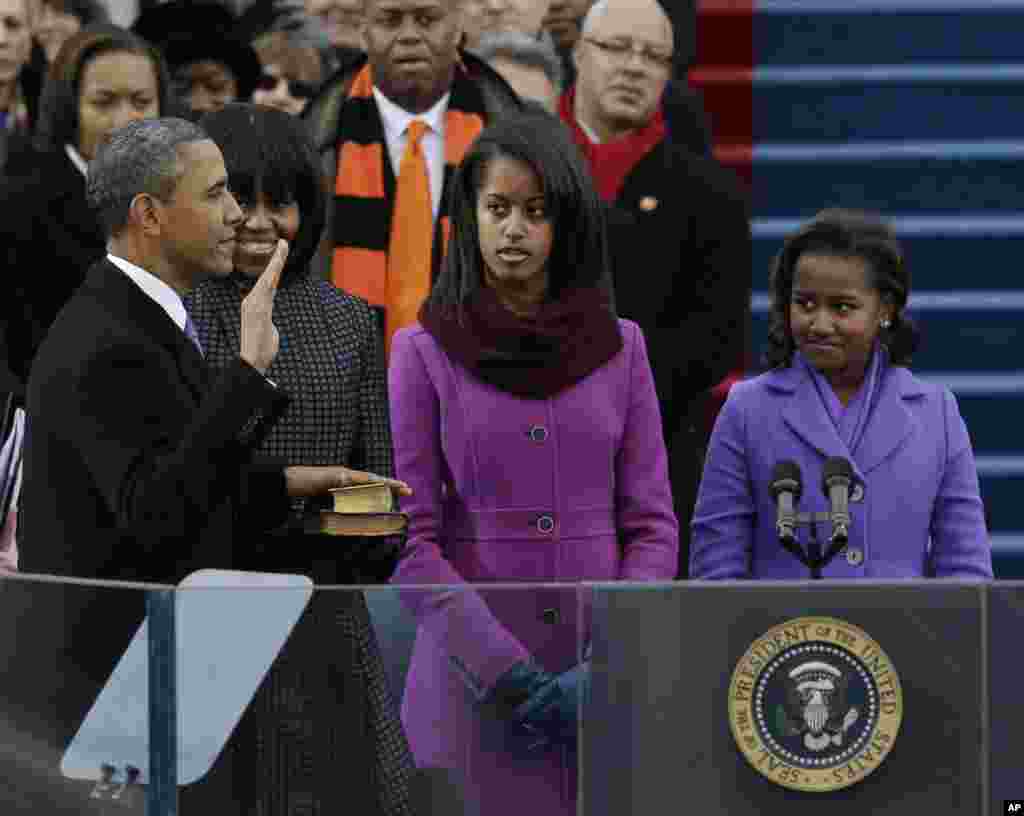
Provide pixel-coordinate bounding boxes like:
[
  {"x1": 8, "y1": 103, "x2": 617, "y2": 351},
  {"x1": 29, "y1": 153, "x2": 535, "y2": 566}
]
[{"x1": 419, "y1": 284, "x2": 623, "y2": 399}]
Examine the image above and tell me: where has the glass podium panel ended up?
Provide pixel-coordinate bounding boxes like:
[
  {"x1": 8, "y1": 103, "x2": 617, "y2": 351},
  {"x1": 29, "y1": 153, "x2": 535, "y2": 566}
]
[
  {"x1": 364, "y1": 582, "x2": 586, "y2": 816},
  {"x1": 9, "y1": 574, "x2": 1012, "y2": 816},
  {"x1": 170, "y1": 581, "x2": 586, "y2": 815},
  {"x1": 0, "y1": 572, "x2": 170, "y2": 815},
  {"x1": 6, "y1": 576, "x2": 584, "y2": 815}
]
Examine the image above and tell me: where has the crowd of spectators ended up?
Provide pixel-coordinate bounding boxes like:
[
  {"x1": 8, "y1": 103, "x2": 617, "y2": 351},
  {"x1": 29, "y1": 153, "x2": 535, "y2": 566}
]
[{"x1": 0, "y1": 0, "x2": 749, "y2": 580}]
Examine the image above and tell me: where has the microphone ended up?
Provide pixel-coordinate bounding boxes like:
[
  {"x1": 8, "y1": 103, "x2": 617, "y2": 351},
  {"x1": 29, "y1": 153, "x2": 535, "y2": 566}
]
[
  {"x1": 821, "y1": 457, "x2": 855, "y2": 548},
  {"x1": 770, "y1": 462, "x2": 804, "y2": 563}
]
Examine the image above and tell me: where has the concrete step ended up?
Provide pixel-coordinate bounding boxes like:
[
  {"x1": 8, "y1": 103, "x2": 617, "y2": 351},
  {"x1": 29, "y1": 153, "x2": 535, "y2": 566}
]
[
  {"x1": 919, "y1": 376, "x2": 1024, "y2": 454},
  {"x1": 751, "y1": 216, "x2": 1024, "y2": 291},
  {"x1": 978, "y1": 464, "x2": 1024, "y2": 534},
  {"x1": 693, "y1": 66, "x2": 1024, "y2": 144},
  {"x1": 751, "y1": 4, "x2": 1024, "y2": 67},
  {"x1": 749, "y1": 292, "x2": 1024, "y2": 372},
  {"x1": 737, "y1": 143, "x2": 1024, "y2": 215}
]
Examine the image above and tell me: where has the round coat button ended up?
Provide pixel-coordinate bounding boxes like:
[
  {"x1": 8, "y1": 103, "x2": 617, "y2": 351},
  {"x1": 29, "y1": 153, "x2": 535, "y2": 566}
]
[
  {"x1": 851, "y1": 484, "x2": 865, "y2": 503},
  {"x1": 536, "y1": 515, "x2": 555, "y2": 533},
  {"x1": 846, "y1": 546, "x2": 864, "y2": 566},
  {"x1": 529, "y1": 425, "x2": 548, "y2": 443},
  {"x1": 541, "y1": 607, "x2": 560, "y2": 625}
]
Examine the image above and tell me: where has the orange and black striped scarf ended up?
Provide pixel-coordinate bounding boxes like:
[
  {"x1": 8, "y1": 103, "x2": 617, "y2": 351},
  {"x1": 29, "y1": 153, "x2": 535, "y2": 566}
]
[{"x1": 330, "y1": 62, "x2": 487, "y2": 318}]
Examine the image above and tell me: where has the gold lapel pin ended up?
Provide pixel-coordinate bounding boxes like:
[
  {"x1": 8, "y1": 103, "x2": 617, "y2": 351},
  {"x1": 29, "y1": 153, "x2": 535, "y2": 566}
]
[{"x1": 639, "y1": 196, "x2": 659, "y2": 212}]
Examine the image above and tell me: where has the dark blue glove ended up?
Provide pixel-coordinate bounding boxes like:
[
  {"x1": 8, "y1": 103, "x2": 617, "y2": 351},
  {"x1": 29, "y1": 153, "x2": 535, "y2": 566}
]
[
  {"x1": 477, "y1": 661, "x2": 557, "y2": 753},
  {"x1": 514, "y1": 661, "x2": 589, "y2": 748}
]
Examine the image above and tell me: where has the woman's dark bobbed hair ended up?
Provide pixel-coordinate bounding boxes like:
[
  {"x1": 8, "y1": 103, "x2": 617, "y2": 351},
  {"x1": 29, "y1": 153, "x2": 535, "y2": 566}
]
[
  {"x1": 424, "y1": 112, "x2": 615, "y2": 319},
  {"x1": 199, "y1": 103, "x2": 326, "y2": 283},
  {"x1": 766, "y1": 208, "x2": 921, "y2": 368},
  {"x1": 35, "y1": 24, "x2": 174, "y2": 154}
]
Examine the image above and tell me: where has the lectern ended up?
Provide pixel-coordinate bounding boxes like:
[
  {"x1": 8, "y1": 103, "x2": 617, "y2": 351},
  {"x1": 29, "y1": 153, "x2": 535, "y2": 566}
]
[{"x1": 582, "y1": 580, "x2": 1017, "y2": 816}]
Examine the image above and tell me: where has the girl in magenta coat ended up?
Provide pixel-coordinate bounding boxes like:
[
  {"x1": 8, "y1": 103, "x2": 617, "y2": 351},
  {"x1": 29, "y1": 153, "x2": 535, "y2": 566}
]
[{"x1": 387, "y1": 114, "x2": 679, "y2": 815}]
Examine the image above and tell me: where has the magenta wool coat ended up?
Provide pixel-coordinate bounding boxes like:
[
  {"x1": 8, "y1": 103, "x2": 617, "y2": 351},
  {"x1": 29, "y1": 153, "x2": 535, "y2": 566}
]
[
  {"x1": 387, "y1": 319, "x2": 678, "y2": 815},
  {"x1": 690, "y1": 361, "x2": 993, "y2": 580}
]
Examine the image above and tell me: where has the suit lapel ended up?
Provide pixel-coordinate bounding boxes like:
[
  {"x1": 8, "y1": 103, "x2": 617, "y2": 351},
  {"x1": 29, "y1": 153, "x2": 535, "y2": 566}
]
[
  {"x1": 773, "y1": 361, "x2": 922, "y2": 480},
  {"x1": 176, "y1": 338, "x2": 209, "y2": 402},
  {"x1": 88, "y1": 261, "x2": 208, "y2": 401},
  {"x1": 853, "y1": 367, "x2": 922, "y2": 475},
  {"x1": 776, "y1": 365, "x2": 854, "y2": 464}
]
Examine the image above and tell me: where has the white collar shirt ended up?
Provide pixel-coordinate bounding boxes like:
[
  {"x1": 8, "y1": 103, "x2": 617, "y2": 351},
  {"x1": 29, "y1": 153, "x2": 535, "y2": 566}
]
[
  {"x1": 371, "y1": 86, "x2": 450, "y2": 220},
  {"x1": 65, "y1": 143, "x2": 89, "y2": 177},
  {"x1": 106, "y1": 253, "x2": 188, "y2": 332}
]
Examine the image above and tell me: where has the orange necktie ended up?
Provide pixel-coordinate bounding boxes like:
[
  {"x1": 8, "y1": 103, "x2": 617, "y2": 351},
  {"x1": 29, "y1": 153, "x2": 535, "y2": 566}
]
[{"x1": 385, "y1": 119, "x2": 433, "y2": 358}]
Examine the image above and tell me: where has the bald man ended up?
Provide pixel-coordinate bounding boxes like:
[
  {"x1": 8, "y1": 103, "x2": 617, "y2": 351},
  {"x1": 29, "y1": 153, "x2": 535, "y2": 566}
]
[{"x1": 559, "y1": 0, "x2": 751, "y2": 578}]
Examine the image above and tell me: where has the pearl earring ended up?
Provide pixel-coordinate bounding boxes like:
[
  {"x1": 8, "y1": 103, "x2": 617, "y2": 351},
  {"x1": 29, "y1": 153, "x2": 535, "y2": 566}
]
[{"x1": 880, "y1": 319, "x2": 891, "y2": 329}]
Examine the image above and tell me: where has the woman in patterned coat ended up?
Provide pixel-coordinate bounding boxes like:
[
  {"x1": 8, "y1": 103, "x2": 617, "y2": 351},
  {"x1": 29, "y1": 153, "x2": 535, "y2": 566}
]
[{"x1": 185, "y1": 103, "x2": 414, "y2": 816}]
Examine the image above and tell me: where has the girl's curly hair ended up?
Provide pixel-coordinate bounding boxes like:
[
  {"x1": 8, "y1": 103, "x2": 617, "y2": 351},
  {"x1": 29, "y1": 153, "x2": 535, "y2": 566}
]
[{"x1": 764, "y1": 208, "x2": 920, "y2": 368}]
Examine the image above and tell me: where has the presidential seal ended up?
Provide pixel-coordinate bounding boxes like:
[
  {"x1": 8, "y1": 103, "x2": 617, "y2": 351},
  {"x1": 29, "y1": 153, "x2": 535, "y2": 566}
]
[{"x1": 728, "y1": 617, "x2": 902, "y2": 792}]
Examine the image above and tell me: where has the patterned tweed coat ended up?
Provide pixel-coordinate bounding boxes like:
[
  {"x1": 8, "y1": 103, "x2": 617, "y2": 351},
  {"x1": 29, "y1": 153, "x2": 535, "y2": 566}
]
[{"x1": 185, "y1": 272, "x2": 415, "y2": 816}]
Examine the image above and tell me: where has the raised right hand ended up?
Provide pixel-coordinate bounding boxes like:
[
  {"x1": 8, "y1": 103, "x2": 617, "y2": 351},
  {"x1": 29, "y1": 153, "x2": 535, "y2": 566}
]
[{"x1": 240, "y1": 239, "x2": 288, "y2": 374}]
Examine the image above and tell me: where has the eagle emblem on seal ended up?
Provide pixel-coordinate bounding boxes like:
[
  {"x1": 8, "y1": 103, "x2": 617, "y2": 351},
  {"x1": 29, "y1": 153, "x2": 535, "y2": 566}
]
[{"x1": 781, "y1": 661, "x2": 860, "y2": 752}]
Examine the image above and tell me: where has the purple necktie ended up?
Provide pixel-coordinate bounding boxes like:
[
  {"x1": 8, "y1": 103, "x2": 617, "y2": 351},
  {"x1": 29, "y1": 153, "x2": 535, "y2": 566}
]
[{"x1": 184, "y1": 315, "x2": 204, "y2": 357}]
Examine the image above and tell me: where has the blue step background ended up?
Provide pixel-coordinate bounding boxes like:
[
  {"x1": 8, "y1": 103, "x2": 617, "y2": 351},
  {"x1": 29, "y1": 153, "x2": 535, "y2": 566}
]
[
  {"x1": 752, "y1": 148, "x2": 1024, "y2": 215},
  {"x1": 752, "y1": 70, "x2": 1024, "y2": 143},
  {"x1": 744, "y1": 1, "x2": 1024, "y2": 576},
  {"x1": 752, "y1": 220, "x2": 1024, "y2": 291},
  {"x1": 756, "y1": 5, "x2": 1024, "y2": 66},
  {"x1": 750, "y1": 293, "x2": 1024, "y2": 372}
]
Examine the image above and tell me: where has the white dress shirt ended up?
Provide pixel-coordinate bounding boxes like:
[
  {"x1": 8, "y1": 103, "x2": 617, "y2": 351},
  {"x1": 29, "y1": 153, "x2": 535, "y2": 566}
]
[
  {"x1": 106, "y1": 254, "x2": 279, "y2": 386},
  {"x1": 371, "y1": 86, "x2": 451, "y2": 220},
  {"x1": 64, "y1": 144, "x2": 88, "y2": 177},
  {"x1": 107, "y1": 253, "x2": 188, "y2": 332}
]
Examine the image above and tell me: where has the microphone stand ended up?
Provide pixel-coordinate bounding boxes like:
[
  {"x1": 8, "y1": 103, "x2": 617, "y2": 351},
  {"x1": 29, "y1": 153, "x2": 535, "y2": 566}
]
[
  {"x1": 779, "y1": 512, "x2": 847, "y2": 580},
  {"x1": 808, "y1": 519, "x2": 822, "y2": 580}
]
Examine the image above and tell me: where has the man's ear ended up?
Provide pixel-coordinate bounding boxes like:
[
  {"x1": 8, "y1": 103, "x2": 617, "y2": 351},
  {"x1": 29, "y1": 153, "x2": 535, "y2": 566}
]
[{"x1": 129, "y1": 193, "x2": 164, "y2": 237}]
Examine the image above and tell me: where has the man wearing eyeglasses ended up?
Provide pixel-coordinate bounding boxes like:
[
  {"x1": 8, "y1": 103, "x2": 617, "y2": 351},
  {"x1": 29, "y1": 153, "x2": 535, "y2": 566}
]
[{"x1": 559, "y1": 0, "x2": 751, "y2": 579}]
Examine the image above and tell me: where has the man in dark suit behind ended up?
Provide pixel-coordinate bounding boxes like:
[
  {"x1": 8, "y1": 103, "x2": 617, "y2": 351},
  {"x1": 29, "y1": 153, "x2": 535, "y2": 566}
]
[
  {"x1": 3, "y1": 117, "x2": 410, "y2": 813},
  {"x1": 559, "y1": 0, "x2": 751, "y2": 578}
]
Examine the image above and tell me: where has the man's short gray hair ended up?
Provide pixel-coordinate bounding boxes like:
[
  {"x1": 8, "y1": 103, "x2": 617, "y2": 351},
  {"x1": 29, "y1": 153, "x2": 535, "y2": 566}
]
[
  {"x1": 86, "y1": 118, "x2": 209, "y2": 238},
  {"x1": 474, "y1": 30, "x2": 565, "y2": 94},
  {"x1": 579, "y1": 0, "x2": 607, "y2": 38}
]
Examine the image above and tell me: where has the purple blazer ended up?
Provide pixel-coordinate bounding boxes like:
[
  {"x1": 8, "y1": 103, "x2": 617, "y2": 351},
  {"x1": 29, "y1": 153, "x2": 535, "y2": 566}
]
[
  {"x1": 388, "y1": 319, "x2": 678, "y2": 814},
  {"x1": 690, "y1": 361, "x2": 993, "y2": 580}
]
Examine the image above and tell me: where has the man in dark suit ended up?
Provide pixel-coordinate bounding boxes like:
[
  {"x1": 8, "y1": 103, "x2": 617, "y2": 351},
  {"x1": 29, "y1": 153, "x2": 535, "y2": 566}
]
[
  {"x1": 559, "y1": 0, "x2": 751, "y2": 578},
  {"x1": 4, "y1": 117, "x2": 409, "y2": 813},
  {"x1": 303, "y1": 0, "x2": 524, "y2": 355}
]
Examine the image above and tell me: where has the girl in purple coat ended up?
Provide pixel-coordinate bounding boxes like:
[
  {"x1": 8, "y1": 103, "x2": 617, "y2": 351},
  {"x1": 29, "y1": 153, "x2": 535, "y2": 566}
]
[
  {"x1": 691, "y1": 210, "x2": 992, "y2": 580},
  {"x1": 387, "y1": 114, "x2": 679, "y2": 815}
]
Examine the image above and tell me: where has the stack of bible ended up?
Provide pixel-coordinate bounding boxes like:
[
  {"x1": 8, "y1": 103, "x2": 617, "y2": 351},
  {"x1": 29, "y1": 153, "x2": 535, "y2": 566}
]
[{"x1": 307, "y1": 482, "x2": 408, "y2": 536}]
